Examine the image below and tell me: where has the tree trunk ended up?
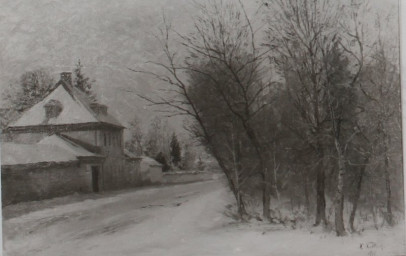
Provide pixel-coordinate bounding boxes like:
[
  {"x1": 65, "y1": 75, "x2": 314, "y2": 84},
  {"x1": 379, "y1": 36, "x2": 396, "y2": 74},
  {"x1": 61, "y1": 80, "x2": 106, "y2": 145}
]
[
  {"x1": 263, "y1": 169, "x2": 271, "y2": 221},
  {"x1": 334, "y1": 139, "x2": 346, "y2": 236},
  {"x1": 208, "y1": 144, "x2": 247, "y2": 221},
  {"x1": 304, "y1": 172, "x2": 310, "y2": 217},
  {"x1": 315, "y1": 155, "x2": 327, "y2": 226},
  {"x1": 371, "y1": 205, "x2": 378, "y2": 230},
  {"x1": 335, "y1": 193, "x2": 346, "y2": 236},
  {"x1": 273, "y1": 142, "x2": 280, "y2": 202},
  {"x1": 234, "y1": 172, "x2": 247, "y2": 220},
  {"x1": 242, "y1": 124, "x2": 271, "y2": 221},
  {"x1": 349, "y1": 157, "x2": 368, "y2": 233},
  {"x1": 273, "y1": 163, "x2": 280, "y2": 202},
  {"x1": 384, "y1": 152, "x2": 393, "y2": 226},
  {"x1": 236, "y1": 189, "x2": 247, "y2": 219}
]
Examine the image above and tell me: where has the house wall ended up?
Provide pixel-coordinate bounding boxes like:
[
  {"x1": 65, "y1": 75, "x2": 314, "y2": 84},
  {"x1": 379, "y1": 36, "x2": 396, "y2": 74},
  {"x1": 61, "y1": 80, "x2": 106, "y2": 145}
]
[
  {"x1": 1, "y1": 163, "x2": 92, "y2": 206},
  {"x1": 95, "y1": 129, "x2": 123, "y2": 148},
  {"x1": 2, "y1": 126, "x2": 143, "y2": 197},
  {"x1": 61, "y1": 128, "x2": 128, "y2": 190},
  {"x1": 61, "y1": 130, "x2": 97, "y2": 145},
  {"x1": 93, "y1": 128, "x2": 138, "y2": 190}
]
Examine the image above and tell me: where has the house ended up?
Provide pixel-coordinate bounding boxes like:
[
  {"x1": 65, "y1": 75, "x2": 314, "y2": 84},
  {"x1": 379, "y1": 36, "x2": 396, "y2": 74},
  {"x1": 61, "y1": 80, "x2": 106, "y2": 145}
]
[
  {"x1": 1, "y1": 72, "x2": 144, "y2": 205},
  {"x1": 138, "y1": 155, "x2": 163, "y2": 184},
  {"x1": 124, "y1": 150, "x2": 163, "y2": 184}
]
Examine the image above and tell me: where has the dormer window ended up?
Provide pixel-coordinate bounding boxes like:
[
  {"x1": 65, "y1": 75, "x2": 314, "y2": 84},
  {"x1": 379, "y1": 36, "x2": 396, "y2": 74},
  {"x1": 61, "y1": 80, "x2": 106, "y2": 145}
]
[{"x1": 43, "y1": 100, "x2": 63, "y2": 123}]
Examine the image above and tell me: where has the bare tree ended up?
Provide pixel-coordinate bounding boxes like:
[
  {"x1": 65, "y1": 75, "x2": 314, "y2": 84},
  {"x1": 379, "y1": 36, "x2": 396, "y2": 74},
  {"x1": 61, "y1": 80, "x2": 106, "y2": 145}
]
[
  {"x1": 347, "y1": 155, "x2": 369, "y2": 232},
  {"x1": 323, "y1": 44, "x2": 361, "y2": 236},
  {"x1": 264, "y1": 0, "x2": 343, "y2": 227},
  {"x1": 131, "y1": 0, "x2": 273, "y2": 219},
  {"x1": 265, "y1": 0, "x2": 370, "y2": 235},
  {"x1": 125, "y1": 115, "x2": 144, "y2": 155},
  {"x1": 357, "y1": 28, "x2": 401, "y2": 227},
  {"x1": 144, "y1": 116, "x2": 172, "y2": 159}
]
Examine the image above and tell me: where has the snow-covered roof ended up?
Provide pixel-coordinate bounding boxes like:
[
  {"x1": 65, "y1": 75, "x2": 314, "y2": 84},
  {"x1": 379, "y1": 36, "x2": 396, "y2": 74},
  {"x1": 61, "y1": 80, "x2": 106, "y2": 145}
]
[
  {"x1": 38, "y1": 135, "x2": 101, "y2": 158},
  {"x1": 8, "y1": 81, "x2": 123, "y2": 128},
  {"x1": 2, "y1": 135, "x2": 103, "y2": 166},
  {"x1": 1, "y1": 143, "x2": 77, "y2": 166},
  {"x1": 140, "y1": 156, "x2": 162, "y2": 167},
  {"x1": 124, "y1": 149, "x2": 141, "y2": 160}
]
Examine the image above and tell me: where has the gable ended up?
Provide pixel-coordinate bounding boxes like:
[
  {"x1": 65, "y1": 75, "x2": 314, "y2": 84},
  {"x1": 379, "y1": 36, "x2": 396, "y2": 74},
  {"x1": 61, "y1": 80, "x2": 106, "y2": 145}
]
[{"x1": 10, "y1": 84, "x2": 100, "y2": 127}]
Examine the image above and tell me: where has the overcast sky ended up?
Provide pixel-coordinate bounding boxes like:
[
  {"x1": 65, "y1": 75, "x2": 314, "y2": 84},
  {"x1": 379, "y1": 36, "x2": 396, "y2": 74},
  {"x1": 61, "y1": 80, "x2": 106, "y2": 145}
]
[{"x1": 0, "y1": 0, "x2": 400, "y2": 133}]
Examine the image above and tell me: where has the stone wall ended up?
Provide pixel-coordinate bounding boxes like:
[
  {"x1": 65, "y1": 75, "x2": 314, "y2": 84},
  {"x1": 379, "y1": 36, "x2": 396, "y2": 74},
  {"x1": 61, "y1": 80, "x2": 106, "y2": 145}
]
[
  {"x1": 1, "y1": 162, "x2": 92, "y2": 206},
  {"x1": 139, "y1": 163, "x2": 163, "y2": 185},
  {"x1": 162, "y1": 171, "x2": 215, "y2": 184}
]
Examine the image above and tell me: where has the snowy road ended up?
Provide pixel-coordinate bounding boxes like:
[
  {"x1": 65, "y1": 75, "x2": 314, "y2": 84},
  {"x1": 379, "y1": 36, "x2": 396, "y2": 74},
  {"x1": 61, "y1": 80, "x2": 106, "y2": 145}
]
[
  {"x1": 3, "y1": 180, "x2": 405, "y2": 256},
  {"x1": 3, "y1": 180, "x2": 228, "y2": 256}
]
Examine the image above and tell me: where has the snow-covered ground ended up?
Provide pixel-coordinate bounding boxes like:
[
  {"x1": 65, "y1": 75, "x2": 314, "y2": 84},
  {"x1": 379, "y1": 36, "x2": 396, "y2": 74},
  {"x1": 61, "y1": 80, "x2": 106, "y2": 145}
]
[{"x1": 3, "y1": 180, "x2": 405, "y2": 256}]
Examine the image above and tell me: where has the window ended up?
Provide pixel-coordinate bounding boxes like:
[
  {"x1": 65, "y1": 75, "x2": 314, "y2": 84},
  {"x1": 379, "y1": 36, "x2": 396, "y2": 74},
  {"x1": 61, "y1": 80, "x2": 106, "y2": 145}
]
[{"x1": 104, "y1": 133, "x2": 107, "y2": 146}]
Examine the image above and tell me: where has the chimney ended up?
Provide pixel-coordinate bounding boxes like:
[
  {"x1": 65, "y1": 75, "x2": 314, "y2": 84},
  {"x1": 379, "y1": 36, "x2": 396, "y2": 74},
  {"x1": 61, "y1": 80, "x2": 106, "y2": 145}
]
[
  {"x1": 60, "y1": 72, "x2": 72, "y2": 86},
  {"x1": 90, "y1": 102, "x2": 108, "y2": 115}
]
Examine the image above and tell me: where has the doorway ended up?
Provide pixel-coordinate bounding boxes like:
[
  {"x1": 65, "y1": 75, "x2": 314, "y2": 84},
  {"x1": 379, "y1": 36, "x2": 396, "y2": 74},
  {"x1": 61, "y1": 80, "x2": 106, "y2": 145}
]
[{"x1": 91, "y1": 166, "x2": 100, "y2": 192}]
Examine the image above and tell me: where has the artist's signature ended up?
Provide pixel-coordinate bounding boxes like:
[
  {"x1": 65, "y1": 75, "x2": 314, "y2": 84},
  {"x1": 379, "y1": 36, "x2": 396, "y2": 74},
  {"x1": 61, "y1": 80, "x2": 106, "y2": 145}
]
[
  {"x1": 360, "y1": 242, "x2": 377, "y2": 249},
  {"x1": 367, "y1": 251, "x2": 376, "y2": 256},
  {"x1": 369, "y1": 252, "x2": 406, "y2": 256},
  {"x1": 361, "y1": 242, "x2": 406, "y2": 256},
  {"x1": 360, "y1": 242, "x2": 377, "y2": 256}
]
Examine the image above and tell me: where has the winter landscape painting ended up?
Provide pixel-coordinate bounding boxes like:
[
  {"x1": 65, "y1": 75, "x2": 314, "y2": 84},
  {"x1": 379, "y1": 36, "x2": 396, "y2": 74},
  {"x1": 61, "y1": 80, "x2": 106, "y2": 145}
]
[{"x1": 0, "y1": 0, "x2": 405, "y2": 255}]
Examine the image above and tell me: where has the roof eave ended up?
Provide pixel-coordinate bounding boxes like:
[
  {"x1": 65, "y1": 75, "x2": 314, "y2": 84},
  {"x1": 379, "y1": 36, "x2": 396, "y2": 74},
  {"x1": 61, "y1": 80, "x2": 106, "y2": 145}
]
[
  {"x1": 5, "y1": 122, "x2": 124, "y2": 133},
  {"x1": 1, "y1": 160, "x2": 79, "y2": 170}
]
